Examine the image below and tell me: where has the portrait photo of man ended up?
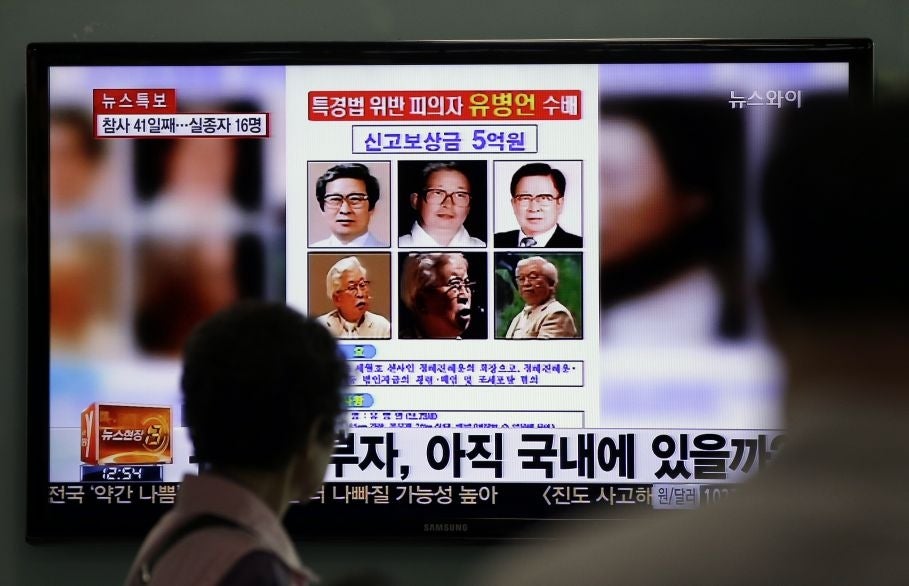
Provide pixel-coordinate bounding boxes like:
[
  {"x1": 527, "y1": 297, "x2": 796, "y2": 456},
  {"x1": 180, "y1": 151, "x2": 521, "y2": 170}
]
[
  {"x1": 308, "y1": 162, "x2": 390, "y2": 247},
  {"x1": 493, "y1": 161, "x2": 583, "y2": 248},
  {"x1": 495, "y1": 253, "x2": 581, "y2": 339},
  {"x1": 398, "y1": 161, "x2": 487, "y2": 248},
  {"x1": 309, "y1": 254, "x2": 391, "y2": 339},
  {"x1": 399, "y1": 251, "x2": 488, "y2": 339}
]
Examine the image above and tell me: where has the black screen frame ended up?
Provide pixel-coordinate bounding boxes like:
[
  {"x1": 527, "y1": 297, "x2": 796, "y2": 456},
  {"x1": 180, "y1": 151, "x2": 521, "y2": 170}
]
[{"x1": 27, "y1": 39, "x2": 873, "y2": 543}]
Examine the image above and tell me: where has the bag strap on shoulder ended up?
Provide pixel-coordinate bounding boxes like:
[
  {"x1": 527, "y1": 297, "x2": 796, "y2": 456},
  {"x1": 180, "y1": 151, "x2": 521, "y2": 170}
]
[{"x1": 139, "y1": 514, "x2": 248, "y2": 584}]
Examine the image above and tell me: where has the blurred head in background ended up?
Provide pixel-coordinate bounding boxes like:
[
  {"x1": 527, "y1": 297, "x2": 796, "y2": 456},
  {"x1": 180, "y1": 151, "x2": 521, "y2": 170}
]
[
  {"x1": 133, "y1": 235, "x2": 265, "y2": 356},
  {"x1": 134, "y1": 101, "x2": 263, "y2": 234},
  {"x1": 49, "y1": 108, "x2": 104, "y2": 211},
  {"x1": 163, "y1": 136, "x2": 238, "y2": 201},
  {"x1": 599, "y1": 99, "x2": 746, "y2": 342}
]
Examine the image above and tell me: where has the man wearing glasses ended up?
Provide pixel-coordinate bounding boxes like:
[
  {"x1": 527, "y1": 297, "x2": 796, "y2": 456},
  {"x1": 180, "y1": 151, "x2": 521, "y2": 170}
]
[
  {"x1": 505, "y1": 256, "x2": 578, "y2": 339},
  {"x1": 316, "y1": 256, "x2": 391, "y2": 339},
  {"x1": 400, "y1": 252, "x2": 476, "y2": 339},
  {"x1": 399, "y1": 161, "x2": 486, "y2": 247},
  {"x1": 312, "y1": 163, "x2": 387, "y2": 247},
  {"x1": 494, "y1": 162, "x2": 582, "y2": 248}
]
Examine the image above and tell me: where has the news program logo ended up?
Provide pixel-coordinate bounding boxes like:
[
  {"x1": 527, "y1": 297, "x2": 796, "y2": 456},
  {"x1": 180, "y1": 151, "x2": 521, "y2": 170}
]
[{"x1": 80, "y1": 403, "x2": 172, "y2": 465}]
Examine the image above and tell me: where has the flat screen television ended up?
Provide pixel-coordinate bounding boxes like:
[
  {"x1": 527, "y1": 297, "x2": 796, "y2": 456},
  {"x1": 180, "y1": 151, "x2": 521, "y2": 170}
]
[{"x1": 27, "y1": 39, "x2": 872, "y2": 541}]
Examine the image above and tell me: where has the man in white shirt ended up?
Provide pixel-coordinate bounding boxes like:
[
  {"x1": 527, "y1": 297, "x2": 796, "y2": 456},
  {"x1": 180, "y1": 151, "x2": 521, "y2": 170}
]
[
  {"x1": 399, "y1": 162, "x2": 485, "y2": 247},
  {"x1": 311, "y1": 163, "x2": 387, "y2": 247},
  {"x1": 505, "y1": 256, "x2": 578, "y2": 339},
  {"x1": 316, "y1": 256, "x2": 390, "y2": 339}
]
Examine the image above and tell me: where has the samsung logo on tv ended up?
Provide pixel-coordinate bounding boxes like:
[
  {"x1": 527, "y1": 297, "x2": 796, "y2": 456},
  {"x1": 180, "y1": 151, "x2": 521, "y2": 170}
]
[{"x1": 424, "y1": 523, "x2": 469, "y2": 533}]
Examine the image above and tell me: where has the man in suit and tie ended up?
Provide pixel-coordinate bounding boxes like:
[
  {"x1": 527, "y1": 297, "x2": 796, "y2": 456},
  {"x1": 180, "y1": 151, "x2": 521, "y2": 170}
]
[{"x1": 494, "y1": 162, "x2": 583, "y2": 248}]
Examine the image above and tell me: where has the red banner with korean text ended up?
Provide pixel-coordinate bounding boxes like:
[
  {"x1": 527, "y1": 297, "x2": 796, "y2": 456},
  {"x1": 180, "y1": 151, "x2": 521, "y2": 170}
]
[
  {"x1": 308, "y1": 90, "x2": 582, "y2": 121},
  {"x1": 92, "y1": 89, "x2": 177, "y2": 115}
]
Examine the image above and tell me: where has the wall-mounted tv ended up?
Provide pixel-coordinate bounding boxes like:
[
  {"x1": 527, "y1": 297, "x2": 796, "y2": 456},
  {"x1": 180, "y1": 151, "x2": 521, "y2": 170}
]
[{"x1": 27, "y1": 39, "x2": 872, "y2": 541}]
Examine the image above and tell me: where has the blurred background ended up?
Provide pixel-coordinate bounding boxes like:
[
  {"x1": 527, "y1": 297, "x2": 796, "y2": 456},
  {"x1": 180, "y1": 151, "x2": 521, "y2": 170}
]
[
  {"x1": 2, "y1": 1, "x2": 907, "y2": 584},
  {"x1": 596, "y1": 62, "x2": 851, "y2": 431},
  {"x1": 49, "y1": 68, "x2": 285, "y2": 356},
  {"x1": 46, "y1": 68, "x2": 285, "y2": 470}
]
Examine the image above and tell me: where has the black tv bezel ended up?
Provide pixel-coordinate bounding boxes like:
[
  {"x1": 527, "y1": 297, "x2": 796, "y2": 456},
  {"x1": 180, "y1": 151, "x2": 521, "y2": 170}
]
[{"x1": 27, "y1": 39, "x2": 873, "y2": 543}]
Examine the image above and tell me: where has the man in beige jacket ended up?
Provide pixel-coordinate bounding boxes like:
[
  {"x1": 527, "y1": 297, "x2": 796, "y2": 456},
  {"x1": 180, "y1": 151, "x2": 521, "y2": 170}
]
[{"x1": 505, "y1": 256, "x2": 577, "y2": 339}]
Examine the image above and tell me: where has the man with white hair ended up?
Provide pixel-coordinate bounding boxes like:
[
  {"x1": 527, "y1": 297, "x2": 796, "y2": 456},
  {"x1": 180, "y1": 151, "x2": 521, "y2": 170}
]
[
  {"x1": 399, "y1": 252, "x2": 474, "y2": 339},
  {"x1": 505, "y1": 256, "x2": 578, "y2": 339},
  {"x1": 316, "y1": 256, "x2": 390, "y2": 339}
]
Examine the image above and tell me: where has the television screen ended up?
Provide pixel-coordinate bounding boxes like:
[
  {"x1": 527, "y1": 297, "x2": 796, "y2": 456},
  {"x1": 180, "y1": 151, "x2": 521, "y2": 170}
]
[{"x1": 27, "y1": 40, "x2": 872, "y2": 541}]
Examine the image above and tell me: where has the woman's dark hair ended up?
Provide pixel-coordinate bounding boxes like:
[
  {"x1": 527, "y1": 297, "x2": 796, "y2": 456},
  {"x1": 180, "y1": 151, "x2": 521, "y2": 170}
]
[{"x1": 181, "y1": 301, "x2": 348, "y2": 470}]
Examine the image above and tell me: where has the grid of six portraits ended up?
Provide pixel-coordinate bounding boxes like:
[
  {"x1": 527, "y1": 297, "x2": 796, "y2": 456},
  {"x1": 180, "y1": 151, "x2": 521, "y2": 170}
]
[
  {"x1": 48, "y1": 104, "x2": 585, "y2": 360},
  {"x1": 304, "y1": 160, "x2": 584, "y2": 341}
]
